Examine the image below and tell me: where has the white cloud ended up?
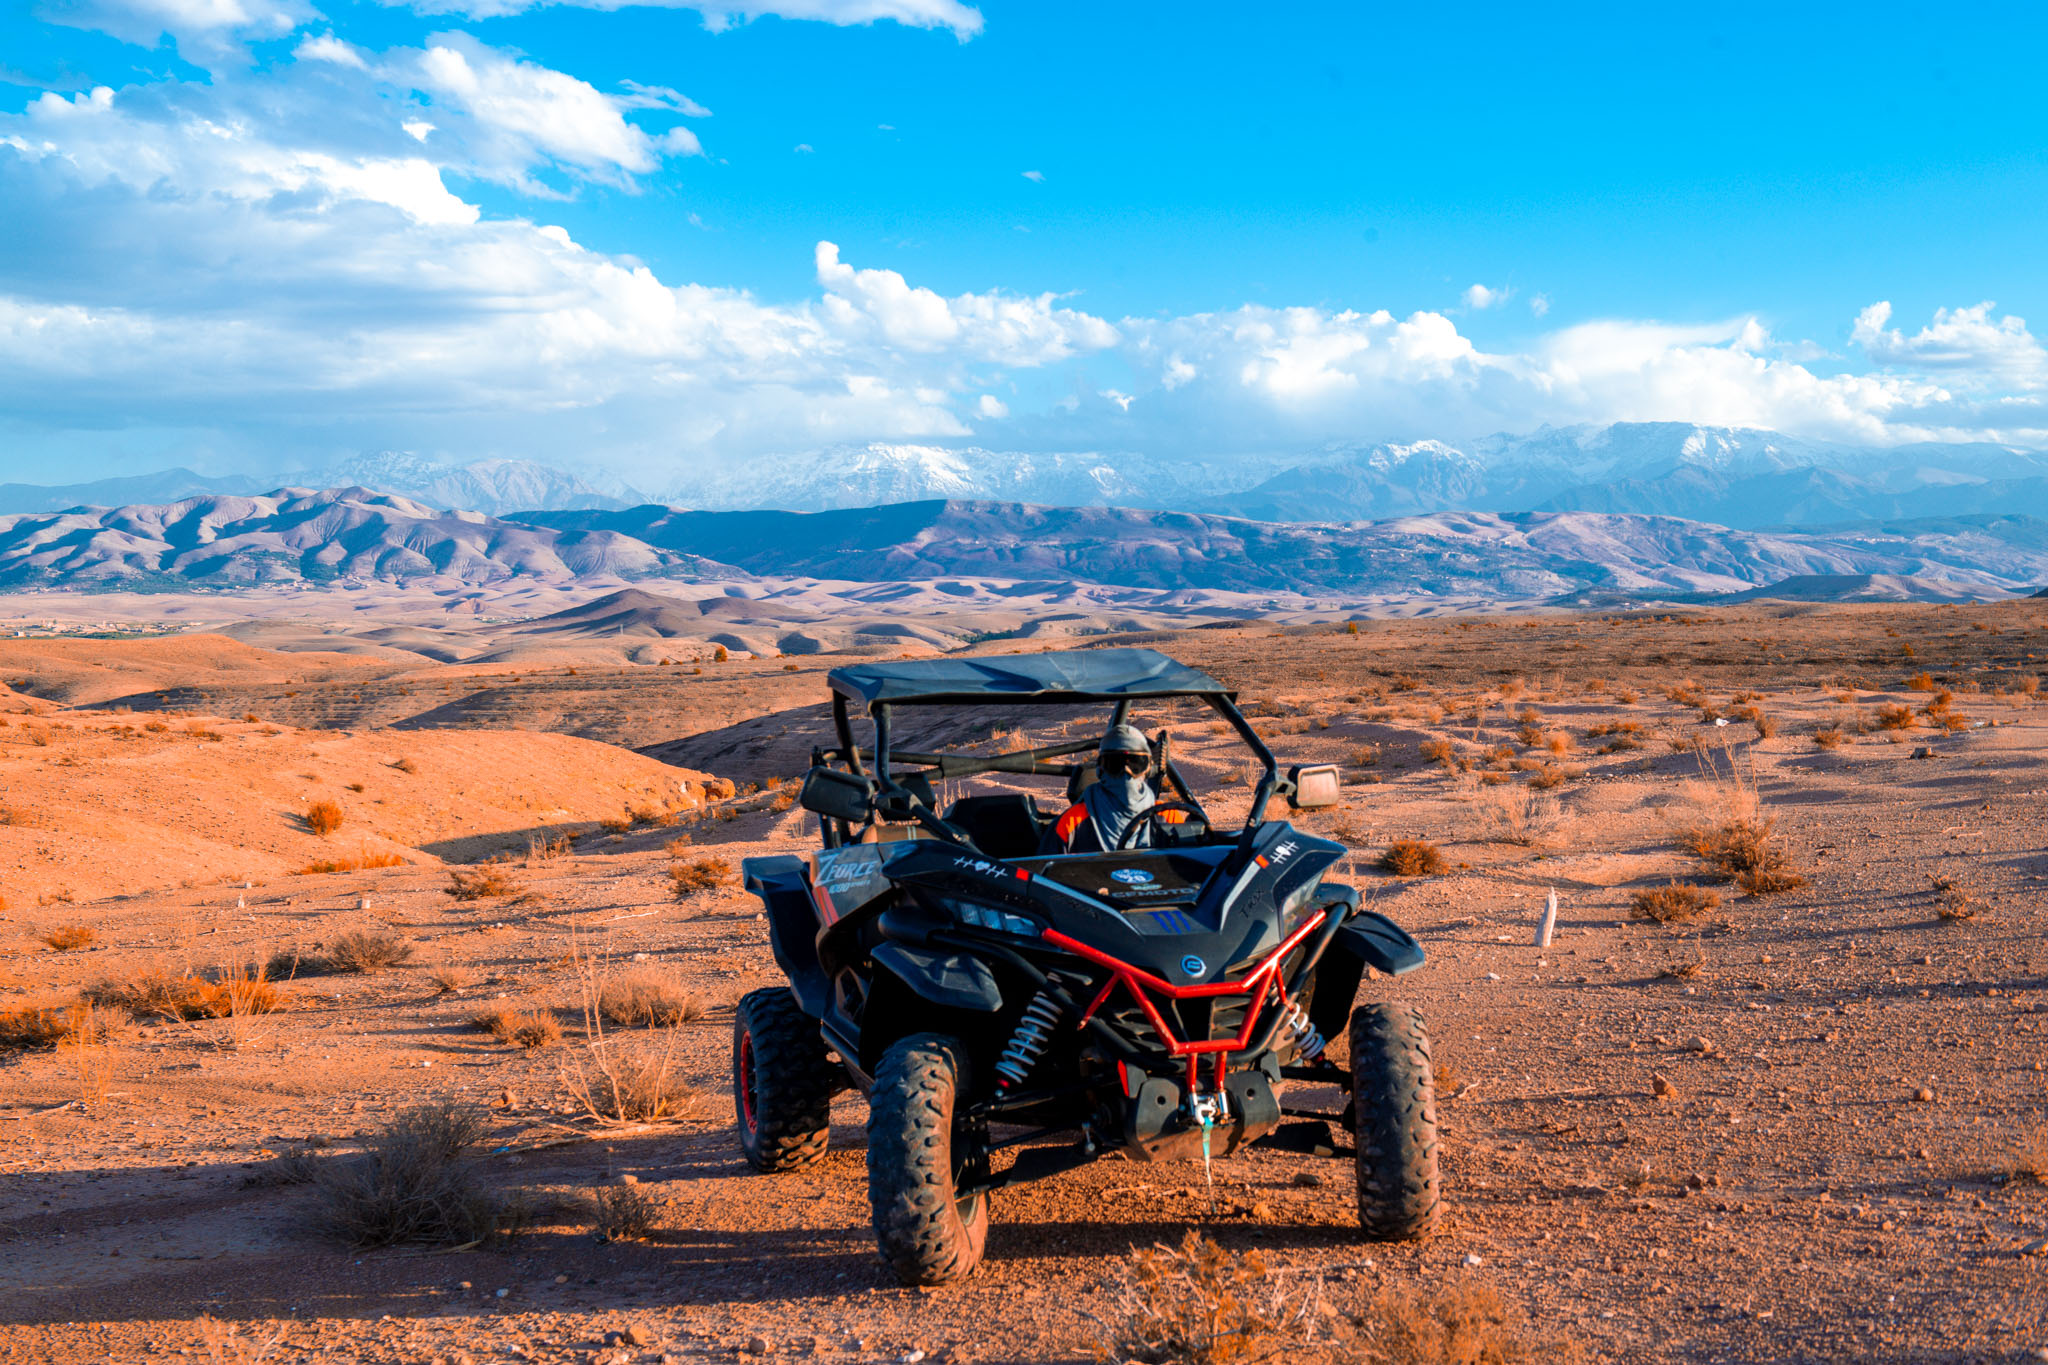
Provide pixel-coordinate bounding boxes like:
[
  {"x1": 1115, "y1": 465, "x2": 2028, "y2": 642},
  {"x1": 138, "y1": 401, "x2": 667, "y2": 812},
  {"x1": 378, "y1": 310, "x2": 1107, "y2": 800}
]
[
  {"x1": 1853, "y1": 300, "x2": 2047, "y2": 387},
  {"x1": 402, "y1": 118, "x2": 436, "y2": 141},
  {"x1": 1528, "y1": 293, "x2": 1549, "y2": 319},
  {"x1": 295, "y1": 33, "x2": 368, "y2": 69},
  {"x1": 616, "y1": 81, "x2": 711, "y2": 118},
  {"x1": 814, "y1": 241, "x2": 1119, "y2": 364},
  {"x1": 1462, "y1": 283, "x2": 1511, "y2": 310},
  {"x1": 974, "y1": 394, "x2": 1008, "y2": 419},
  {"x1": 47, "y1": 0, "x2": 316, "y2": 51},
  {"x1": 793, "y1": 142, "x2": 814, "y2": 153},
  {"x1": 1021, "y1": 169, "x2": 1044, "y2": 182},
  {"x1": 388, "y1": 0, "x2": 982, "y2": 37}
]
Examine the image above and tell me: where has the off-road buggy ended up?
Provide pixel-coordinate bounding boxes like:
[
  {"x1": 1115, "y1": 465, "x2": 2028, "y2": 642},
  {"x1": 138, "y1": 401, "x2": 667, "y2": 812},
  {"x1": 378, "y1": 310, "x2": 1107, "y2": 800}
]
[{"x1": 734, "y1": 648, "x2": 1438, "y2": 1285}]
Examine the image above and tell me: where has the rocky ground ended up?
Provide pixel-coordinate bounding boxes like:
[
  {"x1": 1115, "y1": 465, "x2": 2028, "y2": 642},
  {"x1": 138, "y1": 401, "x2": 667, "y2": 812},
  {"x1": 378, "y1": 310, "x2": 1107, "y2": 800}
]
[{"x1": 2, "y1": 603, "x2": 2046, "y2": 1363}]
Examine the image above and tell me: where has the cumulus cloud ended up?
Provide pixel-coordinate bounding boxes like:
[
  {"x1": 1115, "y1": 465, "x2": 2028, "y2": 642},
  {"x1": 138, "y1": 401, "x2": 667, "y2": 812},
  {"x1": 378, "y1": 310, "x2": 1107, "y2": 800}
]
[
  {"x1": 388, "y1": 0, "x2": 983, "y2": 38},
  {"x1": 46, "y1": 0, "x2": 317, "y2": 51},
  {"x1": 814, "y1": 241, "x2": 1118, "y2": 364},
  {"x1": 1021, "y1": 169, "x2": 1044, "y2": 182},
  {"x1": 1853, "y1": 300, "x2": 2047, "y2": 387},
  {"x1": 1462, "y1": 283, "x2": 1511, "y2": 310}
]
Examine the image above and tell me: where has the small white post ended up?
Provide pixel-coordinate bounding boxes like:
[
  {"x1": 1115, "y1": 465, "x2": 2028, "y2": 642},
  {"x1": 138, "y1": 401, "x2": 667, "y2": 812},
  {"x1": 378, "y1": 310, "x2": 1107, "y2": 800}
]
[{"x1": 1534, "y1": 887, "x2": 1557, "y2": 948}]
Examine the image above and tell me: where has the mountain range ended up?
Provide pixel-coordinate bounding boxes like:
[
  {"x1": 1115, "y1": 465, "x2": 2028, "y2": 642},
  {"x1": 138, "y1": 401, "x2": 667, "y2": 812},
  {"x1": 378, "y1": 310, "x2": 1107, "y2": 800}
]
[
  {"x1": 16, "y1": 423, "x2": 2048, "y2": 531},
  {"x1": 3, "y1": 485, "x2": 2045, "y2": 603}
]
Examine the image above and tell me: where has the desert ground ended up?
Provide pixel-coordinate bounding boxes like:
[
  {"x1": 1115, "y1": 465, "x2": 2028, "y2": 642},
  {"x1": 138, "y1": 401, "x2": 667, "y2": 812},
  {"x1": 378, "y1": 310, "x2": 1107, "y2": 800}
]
[{"x1": 3, "y1": 591, "x2": 2047, "y2": 1364}]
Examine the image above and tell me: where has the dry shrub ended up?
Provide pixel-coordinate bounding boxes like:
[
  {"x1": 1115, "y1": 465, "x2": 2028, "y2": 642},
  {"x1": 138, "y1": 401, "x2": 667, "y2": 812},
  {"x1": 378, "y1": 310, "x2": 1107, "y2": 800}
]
[
  {"x1": 294, "y1": 852, "x2": 405, "y2": 875},
  {"x1": 527, "y1": 834, "x2": 573, "y2": 864},
  {"x1": 1418, "y1": 738, "x2": 1456, "y2": 768},
  {"x1": 0, "y1": 1001, "x2": 87, "y2": 1051},
  {"x1": 2004, "y1": 1126, "x2": 2048, "y2": 1185},
  {"x1": 1089, "y1": 1231, "x2": 1321, "y2": 1365},
  {"x1": 305, "y1": 801, "x2": 344, "y2": 837},
  {"x1": 197, "y1": 1317, "x2": 288, "y2": 1365},
  {"x1": 469, "y1": 1006, "x2": 561, "y2": 1048},
  {"x1": 1905, "y1": 671, "x2": 1935, "y2": 692},
  {"x1": 315, "y1": 1103, "x2": 510, "y2": 1248},
  {"x1": 1675, "y1": 751, "x2": 1806, "y2": 895},
  {"x1": 0, "y1": 804, "x2": 51, "y2": 828},
  {"x1": 1476, "y1": 789, "x2": 1563, "y2": 848},
  {"x1": 391, "y1": 756, "x2": 419, "y2": 774},
  {"x1": 1629, "y1": 882, "x2": 1721, "y2": 923},
  {"x1": 1360, "y1": 1281, "x2": 1575, "y2": 1365},
  {"x1": 26, "y1": 723, "x2": 52, "y2": 746},
  {"x1": 1379, "y1": 839, "x2": 1446, "y2": 877},
  {"x1": 1751, "y1": 712, "x2": 1779, "y2": 739},
  {"x1": 565, "y1": 1034, "x2": 695, "y2": 1122},
  {"x1": 1347, "y1": 745, "x2": 1381, "y2": 769},
  {"x1": 428, "y1": 964, "x2": 474, "y2": 995},
  {"x1": 1526, "y1": 763, "x2": 1582, "y2": 791},
  {"x1": 597, "y1": 813, "x2": 633, "y2": 834},
  {"x1": 670, "y1": 856, "x2": 737, "y2": 897},
  {"x1": 1932, "y1": 873, "x2": 1983, "y2": 921},
  {"x1": 446, "y1": 867, "x2": 517, "y2": 901},
  {"x1": 41, "y1": 924, "x2": 96, "y2": 951},
  {"x1": 91, "y1": 966, "x2": 283, "y2": 1021},
  {"x1": 322, "y1": 930, "x2": 415, "y2": 973},
  {"x1": 591, "y1": 1181, "x2": 660, "y2": 1242},
  {"x1": 1875, "y1": 703, "x2": 1915, "y2": 731},
  {"x1": 599, "y1": 969, "x2": 705, "y2": 1027},
  {"x1": 1812, "y1": 725, "x2": 1846, "y2": 751},
  {"x1": 1542, "y1": 730, "x2": 1573, "y2": 756},
  {"x1": 1664, "y1": 683, "x2": 1706, "y2": 708}
]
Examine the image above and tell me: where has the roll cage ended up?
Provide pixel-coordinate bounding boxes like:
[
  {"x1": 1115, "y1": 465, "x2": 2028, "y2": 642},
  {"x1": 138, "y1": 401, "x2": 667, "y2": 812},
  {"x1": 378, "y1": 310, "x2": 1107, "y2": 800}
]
[{"x1": 799, "y1": 648, "x2": 1331, "y2": 856}]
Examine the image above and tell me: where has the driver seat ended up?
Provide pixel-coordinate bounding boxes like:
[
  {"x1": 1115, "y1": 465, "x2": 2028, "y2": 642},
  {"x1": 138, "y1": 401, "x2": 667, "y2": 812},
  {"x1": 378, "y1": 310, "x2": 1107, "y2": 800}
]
[{"x1": 943, "y1": 795, "x2": 1049, "y2": 860}]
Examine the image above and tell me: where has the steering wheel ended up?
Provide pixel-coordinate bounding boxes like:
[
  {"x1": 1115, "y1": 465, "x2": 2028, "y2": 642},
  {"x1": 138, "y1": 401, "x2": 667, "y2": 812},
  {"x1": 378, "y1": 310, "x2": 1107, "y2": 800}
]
[{"x1": 1114, "y1": 801, "x2": 1207, "y2": 851}]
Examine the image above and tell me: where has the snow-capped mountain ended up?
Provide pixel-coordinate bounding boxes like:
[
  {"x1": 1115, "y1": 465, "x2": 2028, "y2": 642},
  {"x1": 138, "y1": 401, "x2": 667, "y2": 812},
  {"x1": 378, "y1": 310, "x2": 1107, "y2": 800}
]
[
  {"x1": 301, "y1": 453, "x2": 643, "y2": 514},
  {"x1": 665, "y1": 444, "x2": 1282, "y2": 512}
]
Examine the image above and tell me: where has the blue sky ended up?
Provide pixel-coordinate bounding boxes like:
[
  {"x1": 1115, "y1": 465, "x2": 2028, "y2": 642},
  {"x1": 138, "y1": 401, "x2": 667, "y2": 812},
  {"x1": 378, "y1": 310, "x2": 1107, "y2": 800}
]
[{"x1": 2, "y1": 0, "x2": 2046, "y2": 488}]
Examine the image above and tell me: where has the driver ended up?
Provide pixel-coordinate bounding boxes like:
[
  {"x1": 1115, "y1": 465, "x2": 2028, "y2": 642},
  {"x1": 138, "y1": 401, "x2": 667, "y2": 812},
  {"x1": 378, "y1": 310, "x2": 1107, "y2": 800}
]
[{"x1": 1045, "y1": 724, "x2": 1185, "y2": 853}]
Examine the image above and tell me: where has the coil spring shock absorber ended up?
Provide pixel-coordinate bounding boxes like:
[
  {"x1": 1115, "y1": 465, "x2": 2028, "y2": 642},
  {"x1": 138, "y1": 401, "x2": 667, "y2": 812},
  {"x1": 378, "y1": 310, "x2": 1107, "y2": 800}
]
[
  {"x1": 1278, "y1": 1000, "x2": 1327, "y2": 1061},
  {"x1": 994, "y1": 975, "x2": 1070, "y2": 1091}
]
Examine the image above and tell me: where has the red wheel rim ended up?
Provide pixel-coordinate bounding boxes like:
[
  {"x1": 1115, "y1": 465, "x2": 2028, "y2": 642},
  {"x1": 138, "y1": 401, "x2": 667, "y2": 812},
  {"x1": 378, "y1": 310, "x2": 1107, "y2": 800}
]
[{"x1": 737, "y1": 1026, "x2": 758, "y2": 1135}]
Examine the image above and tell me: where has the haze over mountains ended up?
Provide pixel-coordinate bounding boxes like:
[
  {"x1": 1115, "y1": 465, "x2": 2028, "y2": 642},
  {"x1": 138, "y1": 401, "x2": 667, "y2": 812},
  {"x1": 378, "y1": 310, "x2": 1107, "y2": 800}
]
[
  {"x1": 17, "y1": 422, "x2": 2048, "y2": 531},
  {"x1": 3, "y1": 483, "x2": 2045, "y2": 605}
]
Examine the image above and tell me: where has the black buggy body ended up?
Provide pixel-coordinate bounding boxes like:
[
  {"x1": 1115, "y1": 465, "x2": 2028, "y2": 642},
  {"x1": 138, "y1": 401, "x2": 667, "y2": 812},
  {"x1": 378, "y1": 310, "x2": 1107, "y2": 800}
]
[{"x1": 733, "y1": 647, "x2": 1440, "y2": 1283}]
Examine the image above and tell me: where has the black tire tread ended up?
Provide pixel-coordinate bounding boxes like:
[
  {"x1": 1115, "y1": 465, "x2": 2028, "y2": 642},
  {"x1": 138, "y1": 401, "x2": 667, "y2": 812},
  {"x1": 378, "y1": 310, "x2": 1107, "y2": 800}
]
[
  {"x1": 1349, "y1": 1001, "x2": 1441, "y2": 1240},
  {"x1": 733, "y1": 987, "x2": 840, "y2": 1173},
  {"x1": 866, "y1": 1033, "x2": 989, "y2": 1286}
]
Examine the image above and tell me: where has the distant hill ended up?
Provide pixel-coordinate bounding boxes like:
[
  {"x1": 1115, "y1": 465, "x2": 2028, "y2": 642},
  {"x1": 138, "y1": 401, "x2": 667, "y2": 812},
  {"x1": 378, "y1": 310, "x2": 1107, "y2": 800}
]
[
  {"x1": 11, "y1": 487, "x2": 2048, "y2": 602},
  {"x1": 0, "y1": 468, "x2": 262, "y2": 515},
  {"x1": 1710, "y1": 574, "x2": 2018, "y2": 604}
]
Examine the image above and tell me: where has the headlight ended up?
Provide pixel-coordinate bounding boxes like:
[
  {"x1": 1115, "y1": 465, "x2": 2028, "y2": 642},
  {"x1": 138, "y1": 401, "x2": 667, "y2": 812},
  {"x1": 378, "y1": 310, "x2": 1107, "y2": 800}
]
[
  {"x1": 1278, "y1": 875, "x2": 1324, "y2": 928},
  {"x1": 942, "y1": 898, "x2": 1041, "y2": 937}
]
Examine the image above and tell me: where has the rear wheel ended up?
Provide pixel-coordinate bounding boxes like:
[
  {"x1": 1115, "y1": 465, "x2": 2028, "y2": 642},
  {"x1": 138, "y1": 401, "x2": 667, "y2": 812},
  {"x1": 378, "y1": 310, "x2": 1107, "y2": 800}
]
[
  {"x1": 733, "y1": 987, "x2": 840, "y2": 1172},
  {"x1": 867, "y1": 1033, "x2": 990, "y2": 1285},
  {"x1": 1349, "y1": 1002, "x2": 1441, "y2": 1240}
]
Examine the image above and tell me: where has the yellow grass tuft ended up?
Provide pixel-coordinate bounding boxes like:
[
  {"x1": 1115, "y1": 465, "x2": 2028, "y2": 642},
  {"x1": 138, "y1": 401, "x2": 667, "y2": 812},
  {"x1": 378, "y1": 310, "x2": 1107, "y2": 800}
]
[{"x1": 1089, "y1": 1230, "x2": 1320, "y2": 1365}]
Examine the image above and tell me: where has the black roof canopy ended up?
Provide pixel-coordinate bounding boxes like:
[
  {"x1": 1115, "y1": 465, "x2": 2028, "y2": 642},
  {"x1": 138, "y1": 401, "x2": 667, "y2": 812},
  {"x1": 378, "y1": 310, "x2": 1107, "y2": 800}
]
[{"x1": 827, "y1": 647, "x2": 1231, "y2": 707}]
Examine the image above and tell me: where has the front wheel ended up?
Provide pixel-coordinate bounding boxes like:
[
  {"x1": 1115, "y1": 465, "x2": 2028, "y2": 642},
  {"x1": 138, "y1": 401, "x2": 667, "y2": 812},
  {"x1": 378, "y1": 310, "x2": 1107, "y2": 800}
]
[
  {"x1": 733, "y1": 987, "x2": 840, "y2": 1172},
  {"x1": 1349, "y1": 1002, "x2": 1441, "y2": 1240},
  {"x1": 866, "y1": 1033, "x2": 990, "y2": 1285}
]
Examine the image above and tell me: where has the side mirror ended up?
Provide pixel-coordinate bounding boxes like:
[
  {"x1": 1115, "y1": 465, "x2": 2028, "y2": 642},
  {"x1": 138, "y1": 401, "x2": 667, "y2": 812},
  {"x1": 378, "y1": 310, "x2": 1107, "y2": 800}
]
[
  {"x1": 799, "y1": 766, "x2": 874, "y2": 825},
  {"x1": 1286, "y1": 763, "x2": 1341, "y2": 810}
]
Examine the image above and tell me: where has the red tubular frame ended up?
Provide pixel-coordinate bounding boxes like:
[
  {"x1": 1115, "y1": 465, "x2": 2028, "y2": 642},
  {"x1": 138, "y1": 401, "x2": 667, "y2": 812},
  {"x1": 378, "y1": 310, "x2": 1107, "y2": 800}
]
[{"x1": 1041, "y1": 909, "x2": 1326, "y2": 1089}]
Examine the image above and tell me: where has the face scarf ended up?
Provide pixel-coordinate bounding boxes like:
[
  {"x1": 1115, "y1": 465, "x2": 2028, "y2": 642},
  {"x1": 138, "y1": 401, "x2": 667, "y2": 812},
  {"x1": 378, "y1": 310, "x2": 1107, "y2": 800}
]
[{"x1": 1082, "y1": 772, "x2": 1155, "y2": 850}]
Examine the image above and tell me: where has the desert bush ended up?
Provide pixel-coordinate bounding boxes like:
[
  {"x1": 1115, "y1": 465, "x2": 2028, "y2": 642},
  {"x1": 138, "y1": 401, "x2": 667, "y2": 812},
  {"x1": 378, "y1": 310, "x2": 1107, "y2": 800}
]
[
  {"x1": 294, "y1": 852, "x2": 405, "y2": 875},
  {"x1": 1089, "y1": 1230, "x2": 1320, "y2": 1365},
  {"x1": 1613, "y1": 687, "x2": 1640, "y2": 704},
  {"x1": 391, "y1": 756, "x2": 419, "y2": 774},
  {"x1": 1476, "y1": 788, "x2": 1563, "y2": 848},
  {"x1": 1360, "y1": 1281, "x2": 1574, "y2": 1365},
  {"x1": 527, "y1": 833, "x2": 574, "y2": 864},
  {"x1": 469, "y1": 1006, "x2": 561, "y2": 1048},
  {"x1": 91, "y1": 966, "x2": 283, "y2": 1021},
  {"x1": 590, "y1": 1181, "x2": 660, "y2": 1242},
  {"x1": 0, "y1": 804, "x2": 51, "y2": 828},
  {"x1": 1379, "y1": 840, "x2": 1446, "y2": 877},
  {"x1": 1418, "y1": 738, "x2": 1456, "y2": 768},
  {"x1": 670, "y1": 856, "x2": 737, "y2": 897},
  {"x1": 1932, "y1": 873, "x2": 1983, "y2": 921},
  {"x1": 2004, "y1": 1126, "x2": 2048, "y2": 1186},
  {"x1": 0, "y1": 1001, "x2": 87, "y2": 1051},
  {"x1": 323, "y1": 930, "x2": 415, "y2": 973},
  {"x1": 1629, "y1": 882, "x2": 1721, "y2": 923},
  {"x1": 1664, "y1": 683, "x2": 1706, "y2": 708},
  {"x1": 41, "y1": 924, "x2": 96, "y2": 951},
  {"x1": 315, "y1": 1103, "x2": 509, "y2": 1248},
  {"x1": 599, "y1": 969, "x2": 705, "y2": 1027},
  {"x1": 1676, "y1": 752, "x2": 1807, "y2": 895},
  {"x1": 428, "y1": 965, "x2": 474, "y2": 995},
  {"x1": 446, "y1": 867, "x2": 517, "y2": 901},
  {"x1": 1347, "y1": 745, "x2": 1381, "y2": 769},
  {"x1": 1751, "y1": 712, "x2": 1779, "y2": 739},
  {"x1": 305, "y1": 801, "x2": 344, "y2": 837},
  {"x1": 1526, "y1": 763, "x2": 1582, "y2": 791},
  {"x1": 1874, "y1": 703, "x2": 1915, "y2": 731},
  {"x1": 1542, "y1": 730, "x2": 1573, "y2": 756},
  {"x1": 1905, "y1": 672, "x2": 1935, "y2": 692},
  {"x1": 1812, "y1": 725, "x2": 1846, "y2": 751},
  {"x1": 565, "y1": 1034, "x2": 695, "y2": 1122}
]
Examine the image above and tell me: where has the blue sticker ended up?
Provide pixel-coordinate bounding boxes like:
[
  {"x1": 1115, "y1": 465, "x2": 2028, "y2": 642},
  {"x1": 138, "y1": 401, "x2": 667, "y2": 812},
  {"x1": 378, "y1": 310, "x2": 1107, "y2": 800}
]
[
  {"x1": 1180, "y1": 954, "x2": 1207, "y2": 976},
  {"x1": 1111, "y1": 868, "x2": 1156, "y2": 885}
]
